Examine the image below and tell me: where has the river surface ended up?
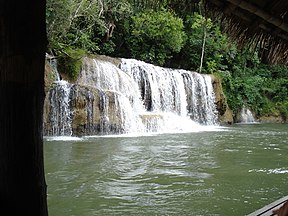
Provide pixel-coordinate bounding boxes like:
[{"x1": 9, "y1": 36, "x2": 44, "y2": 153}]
[{"x1": 44, "y1": 123, "x2": 288, "y2": 215}]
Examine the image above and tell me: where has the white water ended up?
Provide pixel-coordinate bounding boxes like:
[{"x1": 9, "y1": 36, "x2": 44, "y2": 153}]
[
  {"x1": 45, "y1": 57, "x2": 220, "y2": 136},
  {"x1": 45, "y1": 56, "x2": 73, "y2": 136},
  {"x1": 120, "y1": 58, "x2": 218, "y2": 126},
  {"x1": 46, "y1": 80, "x2": 73, "y2": 136},
  {"x1": 239, "y1": 107, "x2": 256, "y2": 123},
  {"x1": 78, "y1": 58, "x2": 145, "y2": 134}
]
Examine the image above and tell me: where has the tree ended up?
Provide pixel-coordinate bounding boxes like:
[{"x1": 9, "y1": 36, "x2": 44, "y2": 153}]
[
  {"x1": 46, "y1": 0, "x2": 101, "y2": 52},
  {"x1": 0, "y1": 1, "x2": 48, "y2": 215},
  {"x1": 128, "y1": 9, "x2": 186, "y2": 65}
]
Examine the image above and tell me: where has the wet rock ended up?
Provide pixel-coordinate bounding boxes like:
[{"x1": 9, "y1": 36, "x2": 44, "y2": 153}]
[{"x1": 211, "y1": 75, "x2": 233, "y2": 125}]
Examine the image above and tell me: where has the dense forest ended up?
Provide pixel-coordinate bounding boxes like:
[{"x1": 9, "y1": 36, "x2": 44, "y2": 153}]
[{"x1": 46, "y1": 0, "x2": 288, "y2": 122}]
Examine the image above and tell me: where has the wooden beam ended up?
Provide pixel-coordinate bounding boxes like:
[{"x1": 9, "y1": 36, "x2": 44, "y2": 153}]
[
  {"x1": 208, "y1": 0, "x2": 288, "y2": 41},
  {"x1": 259, "y1": 24, "x2": 288, "y2": 41},
  {"x1": 226, "y1": 0, "x2": 288, "y2": 33},
  {"x1": 230, "y1": 9, "x2": 288, "y2": 41}
]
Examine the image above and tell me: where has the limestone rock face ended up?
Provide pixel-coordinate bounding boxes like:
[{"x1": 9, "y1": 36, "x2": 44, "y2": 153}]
[
  {"x1": 70, "y1": 85, "x2": 126, "y2": 135},
  {"x1": 69, "y1": 85, "x2": 99, "y2": 135},
  {"x1": 258, "y1": 113, "x2": 284, "y2": 123},
  {"x1": 211, "y1": 75, "x2": 233, "y2": 125},
  {"x1": 44, "y1": 83, "x2": 126, "y2": 136},
  {"x1": 44, "y1": 58, "x2": 126, "y2": 136},
  {"x1": 44, "y1": 59, "x2": 58, "y2": 93}
]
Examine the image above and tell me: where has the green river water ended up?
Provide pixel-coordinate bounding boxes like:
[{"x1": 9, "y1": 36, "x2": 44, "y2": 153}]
[{"x1": 44, "y1": 123, "x2": 288, "y2": 215}]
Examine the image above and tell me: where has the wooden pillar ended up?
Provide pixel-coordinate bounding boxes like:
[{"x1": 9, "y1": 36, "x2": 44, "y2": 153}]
[{"x1": 0, "y1": 1, "x2": 48, "y2": 215}]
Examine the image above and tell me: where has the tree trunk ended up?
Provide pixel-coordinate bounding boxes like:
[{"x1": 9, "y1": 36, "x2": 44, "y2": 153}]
[
  {"x1": 199, "y1": 17, "x2": 207, "y2": 73},
  {"x1": 0, "y1": 1, "x2": 48, "y2": 215}
]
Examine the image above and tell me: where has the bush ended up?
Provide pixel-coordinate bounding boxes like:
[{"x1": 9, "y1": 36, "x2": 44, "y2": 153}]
[
  {"x1": 218, "y1": 60, "x2": 288, "y2": 120},
  {"x1": 57, "y1": 48, "x2": 85, "y2": 80},
  {"x1": 128, "y1": 9, "x2": 186, "y2": 65},
  {"x1": 278, "y1": 102, "x2": 288, "y2": 121}
]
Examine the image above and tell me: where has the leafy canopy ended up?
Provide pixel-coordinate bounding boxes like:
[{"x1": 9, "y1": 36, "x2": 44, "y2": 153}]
[
  {"x1": 46, "y1": 0, "x2": 288, "y2": 121},
  {"x1": 128, "y1": 9, "x2": 186, "y2": 65}
]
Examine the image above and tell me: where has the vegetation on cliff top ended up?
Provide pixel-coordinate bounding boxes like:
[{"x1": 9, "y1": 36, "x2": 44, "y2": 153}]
[{"x1": 46, "y1": 0, "x2": 288, "y2": 121}]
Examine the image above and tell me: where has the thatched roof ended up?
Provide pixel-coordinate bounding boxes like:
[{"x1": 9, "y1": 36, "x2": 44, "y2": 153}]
[{"x1": 204, "y1": 0, "x2": 288, "y2": 65}]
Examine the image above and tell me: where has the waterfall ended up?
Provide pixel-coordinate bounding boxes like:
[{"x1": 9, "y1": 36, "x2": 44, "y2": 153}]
[
  {"x1": 44, "y1": 57, "x2": 73, "y2": 136},
  {"x1": 45, "y1": 80, "x2": 73, "y2": 136},
  {"x1": 120, "y1": 59, "x2": 187, "y2": 116},
  {"x1": 78, "y1": 58, "x2": 145, "y2": 134},
  {"x1": 44, "y1": 56, "x2": 219, "y2": 136},
  {"x1": 239, "y1": 107, "x2": 256, "y2": 123},
  {"x1": 120, "y1": 59, "x2": 218, "y2": 125}
]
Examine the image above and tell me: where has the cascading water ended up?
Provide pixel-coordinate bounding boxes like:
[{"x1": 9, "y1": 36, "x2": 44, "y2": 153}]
[
  {"x1": 120, "y1": 59, "x2": 187, "y2": 116},
  {"x1": 78, "y1": 58, "x2": 145, "y2": 134},
  {"x1": 44, "y1": 56, "x2": 219, "y2": 136},
  {"x1": 44, "y1": 56, "x2": 73, "y2": 136},
  {"x1": 45, "y1": 80, "x2": 73, "y2": 136},
  {"x1": 182, "y1": 72, "x2": 218, "y2": 125},
  {"x1": 239, "y1": 107, "x2": 256, "y2": 123},
  {"x1": 120, "y1": 59, "x2": 218, "y2": 126}
]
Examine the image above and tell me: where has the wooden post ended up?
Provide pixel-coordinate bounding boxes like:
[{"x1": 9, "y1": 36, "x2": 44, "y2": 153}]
[{"x1": 0, "y1": 1, "x2": 48, "y2": 215}]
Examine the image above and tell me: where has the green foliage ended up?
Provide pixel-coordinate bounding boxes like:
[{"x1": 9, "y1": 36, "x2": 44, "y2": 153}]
[
  {"x1": 46, "y1": 0, "x2": 72, "y2": 48},
  {"x1": 219, "y1": 61, "x2": 288, "y2": 120},
  {"x1": 57, "y1": 48, "x2": 86, "y2": 80},
  {"x1": 127, "y1": 9, "x2": 186, "y2": 65},
  {"x1": 278, "y1": 102, "x2": 288, "y2": 121},
  {"x1": 170, "y1": 13, "x2": 232, "y2": 73},
  {"x1": 46, "y1": 0, "x2": 133, "y2": 55},
  {"x1": 46, "y1": 0, "x2": 288, "y2": 121}
]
